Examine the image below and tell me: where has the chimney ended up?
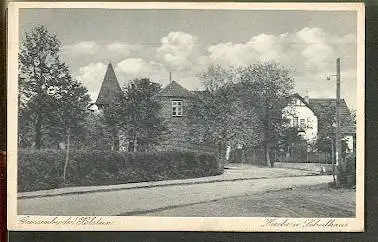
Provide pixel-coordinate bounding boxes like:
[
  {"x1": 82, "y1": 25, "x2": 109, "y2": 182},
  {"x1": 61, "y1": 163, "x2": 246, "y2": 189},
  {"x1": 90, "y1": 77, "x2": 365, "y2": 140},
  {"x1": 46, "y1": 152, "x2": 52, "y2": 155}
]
[{"x1": 304, "y1": 91, "x2": 309, "y2": 104}]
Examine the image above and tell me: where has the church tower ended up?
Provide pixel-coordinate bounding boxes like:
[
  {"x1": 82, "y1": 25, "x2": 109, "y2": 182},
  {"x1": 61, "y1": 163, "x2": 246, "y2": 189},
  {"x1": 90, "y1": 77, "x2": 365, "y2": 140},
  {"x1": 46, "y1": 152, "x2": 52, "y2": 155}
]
[
  {"x1": 95, "y1": 62, "x2": 124, "y2": 151},
  {"x1": 95, "y1": 62, "x2": 123, "y2": 109}
]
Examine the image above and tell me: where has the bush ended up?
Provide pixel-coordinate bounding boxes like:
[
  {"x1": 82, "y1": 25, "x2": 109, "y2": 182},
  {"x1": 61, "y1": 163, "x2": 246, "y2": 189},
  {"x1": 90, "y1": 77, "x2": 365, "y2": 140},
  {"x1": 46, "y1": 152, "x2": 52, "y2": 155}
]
[{"x1": 18, "y1": 149, "x2": 223, "y2": 192}]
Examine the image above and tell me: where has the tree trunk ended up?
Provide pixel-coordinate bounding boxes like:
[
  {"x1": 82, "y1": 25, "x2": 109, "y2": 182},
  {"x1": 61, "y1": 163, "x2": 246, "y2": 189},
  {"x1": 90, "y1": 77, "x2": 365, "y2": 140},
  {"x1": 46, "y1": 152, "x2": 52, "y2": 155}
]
[
  {"x1": 133, "y1": 138, "x2": 138, "y2": 152},
  {"x1": 265, "y1": 142, "x2": 272, "y2": 168},
  {"x1": 112, "y1": 128, "x2": 119, "y2": 151},
  {"x1": 34, "y1": 113, "x2": 42, "y2": 149},
  {"x1": 63, "y1": 127, "x2": 70, "y2": 182}
]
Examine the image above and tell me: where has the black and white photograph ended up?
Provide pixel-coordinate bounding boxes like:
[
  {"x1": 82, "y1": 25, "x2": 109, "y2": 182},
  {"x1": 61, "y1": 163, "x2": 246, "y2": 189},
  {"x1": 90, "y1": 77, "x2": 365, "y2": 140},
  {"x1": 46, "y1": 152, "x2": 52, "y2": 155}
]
[{"x1": 7, "y1": 2, "x2": 364, "y2": 232}]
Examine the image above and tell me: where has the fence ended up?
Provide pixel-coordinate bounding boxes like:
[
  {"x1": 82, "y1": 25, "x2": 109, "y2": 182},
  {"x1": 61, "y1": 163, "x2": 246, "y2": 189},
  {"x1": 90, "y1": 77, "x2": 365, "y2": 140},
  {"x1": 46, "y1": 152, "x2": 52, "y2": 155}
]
[
  {"x1": 274, "y1": 162, "x2": 333, "y2": 174},
  {"x1": 229, "y1": 146, "x2": 333, "y2": 165}
]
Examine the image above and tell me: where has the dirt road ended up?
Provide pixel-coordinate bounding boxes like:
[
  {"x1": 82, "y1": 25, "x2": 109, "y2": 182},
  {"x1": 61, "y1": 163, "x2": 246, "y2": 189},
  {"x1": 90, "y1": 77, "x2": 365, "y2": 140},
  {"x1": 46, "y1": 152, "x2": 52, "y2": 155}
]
[
  {"x1": 18, "y1": 175, "x2": 338, "y2": 216},
  {"x1": 141, "y1": 184, "x2": 355, "y2": 217}
]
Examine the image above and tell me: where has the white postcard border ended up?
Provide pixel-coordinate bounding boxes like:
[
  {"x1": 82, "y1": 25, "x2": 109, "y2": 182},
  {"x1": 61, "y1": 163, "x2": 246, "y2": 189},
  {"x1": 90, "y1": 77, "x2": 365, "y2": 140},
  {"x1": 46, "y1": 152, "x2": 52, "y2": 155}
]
[{"x1": 7, "y1": 2, "x2": 365, "y2": 232}]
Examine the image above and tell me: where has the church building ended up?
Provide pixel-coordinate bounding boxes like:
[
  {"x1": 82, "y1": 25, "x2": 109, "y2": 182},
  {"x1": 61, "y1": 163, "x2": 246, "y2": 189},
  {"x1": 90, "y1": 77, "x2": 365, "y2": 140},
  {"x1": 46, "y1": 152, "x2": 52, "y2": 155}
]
[{"x1": 95, "y1": 62, "x2": 203, "y2": 152}]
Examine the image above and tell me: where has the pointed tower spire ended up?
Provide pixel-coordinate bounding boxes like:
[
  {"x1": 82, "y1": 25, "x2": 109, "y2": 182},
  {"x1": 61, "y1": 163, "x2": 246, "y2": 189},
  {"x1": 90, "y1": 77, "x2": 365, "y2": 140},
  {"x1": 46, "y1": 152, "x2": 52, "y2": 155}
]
[
  {"x1": 95, "y1": 62, "x2": 123, "y2": 108},
  {"x1": 169, "y1": 71, "x2": 172, "y2": 83}
]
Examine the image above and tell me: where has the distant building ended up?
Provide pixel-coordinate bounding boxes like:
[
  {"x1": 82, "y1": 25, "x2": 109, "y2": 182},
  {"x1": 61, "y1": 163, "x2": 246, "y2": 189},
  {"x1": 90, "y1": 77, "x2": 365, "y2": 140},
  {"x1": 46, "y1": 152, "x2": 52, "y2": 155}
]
[
  {"x1": 95, "y1": 62, "x2": 124, "y2": 110},
  {"x1": 283, "y1": 93, "x2": 356, "y2": 153},
  {"x1": 94, "y1": 62, "x2": 124, "y2": 151},
  {"x1": 95, "y1": 64, "x2": 214, "y2": 152},
  {"x1": 282, "y1": 93, "x2": 318, "y2": 144},
  {"x1": 308, "y1": 96, "x2": 356, "y2": 153},
  {"x1": 154, "y1": 80, "x2": 193, "y2": 150}
]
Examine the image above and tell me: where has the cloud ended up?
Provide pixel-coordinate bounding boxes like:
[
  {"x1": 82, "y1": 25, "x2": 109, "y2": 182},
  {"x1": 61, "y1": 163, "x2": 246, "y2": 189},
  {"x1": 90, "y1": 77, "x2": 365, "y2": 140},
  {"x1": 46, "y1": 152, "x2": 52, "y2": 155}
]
[
  {"x1": 205, "y1": 27, "x2": 357, "y2": 107},
  {"x1": 116, "y1": 58, "x2": 146, "y2": 76},
  {"x1": 75, "y1": 62, "x2": 107, "y2": 101},
  {"x1": 66, "y1": 27, "x2": 356, "y2": 107},
  {"x1": 157, "y1": 31, "x2": 202, "y2": 71},
  {"x1": 63, "y1": 41, "x2": 101, "y2": 56},
  {"x1": 116, "y1": 58, "x2": 166, "y2": 78},
  {"x1": 115, "y1": 58, "x2": 169, "y2": 86},
  {"x1": 207, "y1": 27, "x2": 355, "y2": 71},
  {"x1": 106, "y1": 42, "x2": 142, "y2": 55},
  {"x1": 295, "y1": 27, "x2": 334, "y2": 70},
  {"x1": 207, "y1": 33, "x2": 292, "y2": 67}
]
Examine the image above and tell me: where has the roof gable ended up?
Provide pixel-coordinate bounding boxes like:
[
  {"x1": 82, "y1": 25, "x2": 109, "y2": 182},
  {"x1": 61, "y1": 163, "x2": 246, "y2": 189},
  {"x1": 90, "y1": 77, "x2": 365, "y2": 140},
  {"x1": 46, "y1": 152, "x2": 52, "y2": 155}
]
[
  {"x1": 157, "y1": 81, "x2": 192, "y2": 98},
  {"x1": 290, "y1": 93, "x2": 316, "y2": 114},
  {"x1": 95, "y1": 62, "x2": 123, "y2": 106},
  {"x1": 308, "y1": 98, "x2": 353, "y2": 126},
  {"x1": 288, "y1": 94, "x2": 354, "y2": 127}
]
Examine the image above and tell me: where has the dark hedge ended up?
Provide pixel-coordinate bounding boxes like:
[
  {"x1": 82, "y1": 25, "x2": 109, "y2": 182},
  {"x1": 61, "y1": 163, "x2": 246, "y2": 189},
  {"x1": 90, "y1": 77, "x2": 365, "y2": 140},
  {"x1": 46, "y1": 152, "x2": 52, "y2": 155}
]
[
  {"x1": 343, "y1": 152, "x2": 356, "y2": 187},
  {"x1": 18, "y1": 149, "x2": 223, "y2": 192}
]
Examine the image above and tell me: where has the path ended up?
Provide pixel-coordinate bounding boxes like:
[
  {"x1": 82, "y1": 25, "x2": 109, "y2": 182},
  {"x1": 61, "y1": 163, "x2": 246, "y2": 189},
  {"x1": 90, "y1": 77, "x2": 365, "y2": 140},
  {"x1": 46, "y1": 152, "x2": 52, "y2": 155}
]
[{"x1": 18, "y1": 175, "x2": 333, "y2": 216}]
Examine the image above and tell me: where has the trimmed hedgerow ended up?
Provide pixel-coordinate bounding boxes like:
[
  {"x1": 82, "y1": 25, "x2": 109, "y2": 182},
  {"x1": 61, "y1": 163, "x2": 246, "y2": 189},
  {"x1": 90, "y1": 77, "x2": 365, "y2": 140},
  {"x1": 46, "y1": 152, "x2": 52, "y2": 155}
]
[{"x1": 18, "y1": 149, "x2": 223, "y2": 192}]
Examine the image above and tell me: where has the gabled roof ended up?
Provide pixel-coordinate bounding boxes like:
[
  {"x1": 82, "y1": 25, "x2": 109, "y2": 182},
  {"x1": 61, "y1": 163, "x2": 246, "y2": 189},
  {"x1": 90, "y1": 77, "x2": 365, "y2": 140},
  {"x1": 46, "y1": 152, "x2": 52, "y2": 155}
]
[
  {"x1": 95, "y1": 62, "x2": 123, "y2": 106},
  {"x1": 291, "y1": 93, "x2": 316, "y2": 114},
  {"x1": 289, "y1": 93, "x2": 354, "y2": 128},
  {"x1": 156, "y1": 81, "x2": 192, "y2": 98},
  {"x1": 308, "y1": 98, "x2": 352, "y2": 126}
]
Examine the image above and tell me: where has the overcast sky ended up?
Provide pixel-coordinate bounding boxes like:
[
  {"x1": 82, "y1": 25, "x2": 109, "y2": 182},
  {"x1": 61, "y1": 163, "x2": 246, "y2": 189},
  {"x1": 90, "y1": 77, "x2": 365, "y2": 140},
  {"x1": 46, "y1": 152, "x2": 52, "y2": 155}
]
[{"x1": 19, "y1": 9, "x2": 358, "y2": 108}]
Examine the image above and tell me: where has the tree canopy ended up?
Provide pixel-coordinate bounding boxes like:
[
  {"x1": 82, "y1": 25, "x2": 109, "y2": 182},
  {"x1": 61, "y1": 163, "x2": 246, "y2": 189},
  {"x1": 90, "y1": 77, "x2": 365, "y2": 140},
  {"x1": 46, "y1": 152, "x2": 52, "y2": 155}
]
[
  {"x1": 120, "y1": 78, "x2": 166, "y2": 151},
  {"x1": 189, "y1": 62, "x2": 295, "y2": 167},
  {"x1": 18, "y1": 25, "x2": 91, "y2": 149}
]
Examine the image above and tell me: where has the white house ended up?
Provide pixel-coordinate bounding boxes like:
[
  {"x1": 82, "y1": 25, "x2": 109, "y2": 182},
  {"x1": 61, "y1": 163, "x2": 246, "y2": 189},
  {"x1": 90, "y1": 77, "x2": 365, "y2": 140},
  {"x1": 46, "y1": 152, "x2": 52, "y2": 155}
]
[
  {"x1": 282, "y1": 93, "x2": 318, "y2": 145},
  {"x1": 283, "y1": 93, "x2": 356, "y2": 155}
]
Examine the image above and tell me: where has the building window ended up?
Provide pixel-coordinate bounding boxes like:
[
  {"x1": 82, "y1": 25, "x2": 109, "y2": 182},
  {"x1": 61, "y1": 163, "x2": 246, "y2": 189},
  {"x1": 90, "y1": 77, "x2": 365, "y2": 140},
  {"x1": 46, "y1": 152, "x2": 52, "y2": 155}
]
[
  {"x1": 293, "y1": 117, "x2": 298, "y2": 127},
  {"x1": 300, "y1": 118, "x2": 306, "y2": 128},
  {"x1": 172, "y1": 100, "x2": 183, "y2": 117}
]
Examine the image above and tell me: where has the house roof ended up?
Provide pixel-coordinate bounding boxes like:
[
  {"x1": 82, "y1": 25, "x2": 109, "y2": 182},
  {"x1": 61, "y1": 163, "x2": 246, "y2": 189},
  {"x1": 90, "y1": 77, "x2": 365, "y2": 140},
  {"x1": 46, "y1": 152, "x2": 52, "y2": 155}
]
[
  {"x1": 291, "y1": 93, "x2": 317, "y2": 114},
  {"x1": 156, "y1": 81, "x2": 192, "y2": 98},
  {"x1": 290, "y1": 93, "x2": 355, "y2": 129},
  {"x1": 308, "y1": 98, "x2": 352, "y2": 125},
  {"x1": 95, "y1": 62, "x2": 123, "y2": 106}
]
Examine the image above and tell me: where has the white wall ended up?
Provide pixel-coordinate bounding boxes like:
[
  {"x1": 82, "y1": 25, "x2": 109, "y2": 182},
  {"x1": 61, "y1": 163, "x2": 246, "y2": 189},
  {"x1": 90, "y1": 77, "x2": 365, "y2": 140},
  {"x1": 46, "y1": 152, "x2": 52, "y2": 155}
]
[{"x1": 283, "y1": 98, "x2": 318, "y2": 144}]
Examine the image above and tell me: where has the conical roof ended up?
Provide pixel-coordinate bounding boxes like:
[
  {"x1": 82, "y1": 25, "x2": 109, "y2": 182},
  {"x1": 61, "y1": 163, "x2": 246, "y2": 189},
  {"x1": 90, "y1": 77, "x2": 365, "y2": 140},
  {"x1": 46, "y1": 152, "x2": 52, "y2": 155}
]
[
  {"x1": 157, "y1": 81, "x2": 192, "y2": 98},
  {"x1": 95, "y1": 62, "x2": 123, "y2": 106}
]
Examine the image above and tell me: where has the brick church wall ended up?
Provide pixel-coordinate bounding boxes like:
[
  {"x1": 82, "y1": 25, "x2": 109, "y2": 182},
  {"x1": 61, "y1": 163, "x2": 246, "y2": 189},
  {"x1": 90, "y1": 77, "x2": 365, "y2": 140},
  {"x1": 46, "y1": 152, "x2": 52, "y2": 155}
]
[
  {"x1": 156, "y1": 96, "x2": 216, "y2": 153},
  {"x1": 157, "y1": 96, "x2": 191, "y2": 148}
]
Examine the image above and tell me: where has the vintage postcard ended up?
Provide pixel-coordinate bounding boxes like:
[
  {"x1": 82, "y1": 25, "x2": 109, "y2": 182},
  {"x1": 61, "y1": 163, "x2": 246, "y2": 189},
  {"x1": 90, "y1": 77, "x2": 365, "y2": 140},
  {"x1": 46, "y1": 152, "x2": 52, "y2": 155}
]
[{"x1": 7, "y1": 2, "x2": 364, "y2": 231}]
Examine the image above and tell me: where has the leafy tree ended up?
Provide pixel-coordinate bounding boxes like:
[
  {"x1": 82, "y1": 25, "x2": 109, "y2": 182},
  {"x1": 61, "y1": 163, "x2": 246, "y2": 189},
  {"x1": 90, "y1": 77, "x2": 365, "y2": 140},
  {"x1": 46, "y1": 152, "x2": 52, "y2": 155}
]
[
  {"x1": 120, "y1": 78, "x2": 166, "y2": 151},
  {"x1": 192, "y1": 62, "x2": 294, "y2": 167},
  {"x1": 188, "y1": 66, "x2": 264, "y2": 161},
  {"x1": 199, "y1": 64, "x2": 236, "y2": 92},
  {"x1": 97, "y1": 92, "x2": 126, "y2": 151},
  {"x1": 76, "y1": 111, "x2": 114, "y2": 150},
  {"x1": 18, "y1": 25, "x2": 90, "y2": 149},
  {"x1": 277, "y1": 126, "x2": 301, "y2": 157},
  {"x1": 237, "y1": 62, "x2": 294, "y2": 167}
]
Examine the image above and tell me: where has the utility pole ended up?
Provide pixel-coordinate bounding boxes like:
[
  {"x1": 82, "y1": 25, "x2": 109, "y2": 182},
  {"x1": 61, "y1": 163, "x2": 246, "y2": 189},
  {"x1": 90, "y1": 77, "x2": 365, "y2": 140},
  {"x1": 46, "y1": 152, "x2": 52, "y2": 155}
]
[{"x1": 335, "y1": 58, "x2": 342, "y2": 186}]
